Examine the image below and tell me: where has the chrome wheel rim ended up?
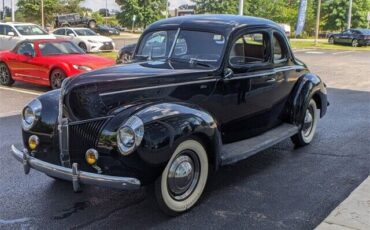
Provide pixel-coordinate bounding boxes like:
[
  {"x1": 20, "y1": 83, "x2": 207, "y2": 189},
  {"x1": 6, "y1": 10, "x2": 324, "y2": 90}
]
[
  {"x1": 302, "y1": 106, "x2": 314, "y2": 137},
  {"x1": 352, "y1": 40, "x2": 358, "y2": 47},
  {"x1": 329, "y1": 37, "x2": 334, "y2": 44},
  {"x1": 167, "y1": 150, "x2": 200, "y2": 201},
  {"x1": 79, "y1": 44, "x2": 87, "y2": 52},
  {"x1": 51, "y1": 71, "x2": 64, "y2": 89},
  {"x1": 0, "y1": 64, "x2": 10, "y2": 84}
]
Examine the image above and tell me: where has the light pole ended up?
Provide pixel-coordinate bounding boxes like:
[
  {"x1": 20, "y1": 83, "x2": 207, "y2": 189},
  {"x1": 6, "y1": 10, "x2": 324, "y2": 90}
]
[
  {"x1": 165, "y1": 0, "x2": 169, "y2": 18},
  {"x1": 347, "y1": 0, "x2": 353, "y2": 29},
  {"x1": 238, "y1": 0, "x2": 244, "y2": 15},
  {"x1": 41, "y1": 0, "x2": 44, "y2": 28},
  {"x1": 11, "y1": 0, "x2": 14, "y2": 22},
  {"x1": 314, "y1": 0, "x2": 322, "y2": 46},
  {"x1": 105, "y1": 0, "x2": 108, "y2": 25},
  {"x1": 2, "y1": 0, "x2": 4, "y2": 21}
]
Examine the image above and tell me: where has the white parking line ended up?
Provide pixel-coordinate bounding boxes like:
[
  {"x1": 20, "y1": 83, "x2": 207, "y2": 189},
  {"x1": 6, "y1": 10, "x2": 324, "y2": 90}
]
[
  {"x1": 305, "y1": 51, "x2": 325, "y2": 54},
  {"x1": 332, "y1": 51, "x2": 355, "y2": 55},
  {"x1": 0, "y1": 86, "x2": 42, "y2": 96},
  {"x1": 0, "y1": 111, "x2": 20, "y2": 118}
]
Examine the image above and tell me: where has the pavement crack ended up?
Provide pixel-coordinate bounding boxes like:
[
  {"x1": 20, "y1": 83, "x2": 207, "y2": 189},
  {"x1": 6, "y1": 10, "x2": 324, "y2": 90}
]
[{"x1": 306, "y1": 152, "x2": 366, "y2": 159}]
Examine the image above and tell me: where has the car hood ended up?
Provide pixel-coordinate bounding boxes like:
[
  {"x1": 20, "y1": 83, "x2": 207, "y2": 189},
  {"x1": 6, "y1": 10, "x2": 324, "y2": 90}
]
[
  {"x1": 79, "y1": 36, "x2": 112, "y2": 42},
  {"x1": 62, "y1": 60, "x2": 217, "y2": 120},
  {"x1": 45, "y1": 54, "x2": 115, "y2": 69}
]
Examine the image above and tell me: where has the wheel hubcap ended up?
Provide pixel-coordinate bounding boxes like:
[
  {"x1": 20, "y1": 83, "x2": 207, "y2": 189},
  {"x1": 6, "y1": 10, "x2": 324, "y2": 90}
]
[
  {"x1": 0, "y1": 65, "x2": 9, "y2": 84},
  {"x1": 353, "y1": 40, "x2": 358, "y2": 47},
  {"x1": 167, "y1": 150, "x2": 200, "y2": 201},
  {"x1": 302, "y1": 107, "x2": 314, "y2": 137},
  {"x1": 52, "y1": 72, "x2": 63, "y2": 89}
]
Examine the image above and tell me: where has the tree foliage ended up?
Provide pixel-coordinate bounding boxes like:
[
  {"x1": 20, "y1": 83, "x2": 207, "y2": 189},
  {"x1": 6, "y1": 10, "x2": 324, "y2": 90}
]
[
  {"x1": 16, "y1": 0, "x2": 84, "y2": 25},
  {"x1": 115, "y1": 0, "x2": 166, "y2": 28}
]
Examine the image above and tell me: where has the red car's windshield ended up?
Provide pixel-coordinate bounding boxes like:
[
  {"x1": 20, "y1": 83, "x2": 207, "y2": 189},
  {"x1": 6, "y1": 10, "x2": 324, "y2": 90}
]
[{"x1": 39, "y1": 41, "x2": 85, "y2": 56}]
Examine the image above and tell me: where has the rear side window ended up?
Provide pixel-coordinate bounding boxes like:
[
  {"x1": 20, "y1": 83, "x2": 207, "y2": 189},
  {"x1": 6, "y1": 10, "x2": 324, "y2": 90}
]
[
  {"x1": 272, "y1": 32, "x2": 288, "y2": 62},
  {"x1": 0, "y1": 25, "x2": 16, "y2": 36},
  {"x1": 229, "y1": 32, "x2": 270, "y2": 66},
  {"x1": 17, "y1": 42, "x2": 35, "y2": 56}
]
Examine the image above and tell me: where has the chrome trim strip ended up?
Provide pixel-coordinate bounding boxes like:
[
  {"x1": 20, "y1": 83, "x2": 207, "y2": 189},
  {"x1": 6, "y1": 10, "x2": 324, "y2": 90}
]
[
  {"x1": 100, "y1": 78, "x2": 218, "y2": 96},
  {"x1": 68, "y1": 116, "x2": 113, "y2": 126},
  {"x1": 99, "y1": 65, "x2": 304, "y2": 97},
  {"x1": 168, "y1": 28, "x2": 181, "y2": 57},
  {"x1": 11, "y1": 145, "x2": 141, "y2": 190}
]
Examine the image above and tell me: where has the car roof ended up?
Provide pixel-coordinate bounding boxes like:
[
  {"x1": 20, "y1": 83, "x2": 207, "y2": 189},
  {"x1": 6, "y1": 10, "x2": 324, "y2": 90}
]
[{"x1": 146, "y1": 14, "x2": 280, "y2": 35}]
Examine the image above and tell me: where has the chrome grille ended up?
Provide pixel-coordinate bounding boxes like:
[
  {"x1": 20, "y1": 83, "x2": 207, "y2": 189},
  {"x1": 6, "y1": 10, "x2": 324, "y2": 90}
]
[{"x1": 68, "y1": 118, "x2": 107, "y2": 162}]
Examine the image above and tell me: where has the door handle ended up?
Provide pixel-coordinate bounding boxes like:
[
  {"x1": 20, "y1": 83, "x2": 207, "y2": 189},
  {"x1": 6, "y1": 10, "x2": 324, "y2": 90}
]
[{"x1": 265, "y1": 77, "x2": 276, "y2": 83}]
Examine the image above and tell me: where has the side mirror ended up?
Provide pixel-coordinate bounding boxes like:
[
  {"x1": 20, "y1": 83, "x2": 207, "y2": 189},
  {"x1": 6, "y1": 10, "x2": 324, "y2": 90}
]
[
  {"x1": 7, "y1": 31, "x2": 15, "y2": 36},
  {"x1": 223, "y1": 68, "x2": 234, "y2": 80},
  {"x1": 68, "y1": 33, "x2": 75, "y2": 37}
]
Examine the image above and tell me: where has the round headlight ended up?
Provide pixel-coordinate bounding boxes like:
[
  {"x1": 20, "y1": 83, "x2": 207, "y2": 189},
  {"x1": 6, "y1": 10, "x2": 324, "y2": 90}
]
[
  {"x1": 22, "y1": 99, "x2": 42, "y2": 130},
  {"x1": 117, "y1": 116, "x2": 144, "y2": 156}
]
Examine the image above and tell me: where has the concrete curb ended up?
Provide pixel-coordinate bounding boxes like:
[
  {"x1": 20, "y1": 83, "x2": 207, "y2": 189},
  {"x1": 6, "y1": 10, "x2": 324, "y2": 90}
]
[{"x1": 315, "y1": 176, "x2": 370, "y2": 230}]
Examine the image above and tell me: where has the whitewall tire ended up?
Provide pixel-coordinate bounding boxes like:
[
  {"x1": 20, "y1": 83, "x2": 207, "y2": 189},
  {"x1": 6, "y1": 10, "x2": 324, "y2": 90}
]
[
  {"x1": 291, "y1": 99, "x2": 319, "y2": 147},
  {"x1": 155, "y1": 139, "x2": 209, "y2": 216}
]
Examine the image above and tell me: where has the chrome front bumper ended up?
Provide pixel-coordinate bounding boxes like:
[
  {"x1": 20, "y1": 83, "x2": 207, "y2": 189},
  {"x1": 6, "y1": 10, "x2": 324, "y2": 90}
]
[{"x1": 11, "y1": 145, "x2": 141, "y2": 192}]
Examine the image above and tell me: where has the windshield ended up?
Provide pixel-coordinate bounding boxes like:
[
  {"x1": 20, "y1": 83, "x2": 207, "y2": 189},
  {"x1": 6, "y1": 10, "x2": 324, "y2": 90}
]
[
  {"x1": 14, "y1": 25, "x2": 48, "y2": 36},
  {"x1": 136, "y1": 29, "x2": 225, "y2": 67},
  {"x1": 39, "y1": 41, "x2": 84, "y2": 56},
  {"x1": 75, "y1": 29, "x2": 97, "y2": 36}
]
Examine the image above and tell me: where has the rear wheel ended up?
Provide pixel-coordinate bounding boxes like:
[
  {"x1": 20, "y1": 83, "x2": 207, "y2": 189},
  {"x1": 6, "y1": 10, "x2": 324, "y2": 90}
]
[
  {"x1": 352, "y1": 39, "x2": 359, "y2": 47},
  {"x1": 79, "y1": 42, "x2": 88, "y2": 52},
  {"x1": 88, "y1": 20, "x2": 96, "y2": 29},
  {"x1": 155, "y1": 139, "x2": 209, "y2": 216},
  {"x1": 291, "y1": 99, "x2": 319, "y2": 147},
  {"x1": 0, "y1": 62, "x2": 14, "y2": 86},
  {"x1": 328, "y1": 36, "x2": 335, "y2": 44},
  {"x1": 50, "y1": 69, "x2": 66, "y2": 90}
]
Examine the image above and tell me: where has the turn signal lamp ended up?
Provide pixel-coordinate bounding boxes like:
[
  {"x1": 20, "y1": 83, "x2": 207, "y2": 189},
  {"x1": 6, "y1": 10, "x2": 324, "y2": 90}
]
[
  {"x1": 85, "y1": 148, "x2": 99, "y2": 165},
  {"x1": 28, "y1": 135, "x2": 40, "y2": 150}
]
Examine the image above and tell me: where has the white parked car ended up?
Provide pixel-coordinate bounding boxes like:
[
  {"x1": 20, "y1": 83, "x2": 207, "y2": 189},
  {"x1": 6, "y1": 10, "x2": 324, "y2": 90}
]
[
  {"x1": 52, "y1": 27, "x2": 115, "y2": 52},
  {"x1": 0, "y1": 22, "x2": 55, "y2": 50}
]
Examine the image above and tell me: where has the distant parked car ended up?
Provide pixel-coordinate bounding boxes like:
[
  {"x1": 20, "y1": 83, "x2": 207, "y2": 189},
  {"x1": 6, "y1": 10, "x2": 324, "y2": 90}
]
[
  {"x1": 55, "y1": 13, "x2": 97, "y2": 29},
  {"x1": 116, "y1": 43, "x2": 136, "y2": 63},
  {"x1": 94, "y1": 25, "x2": 120, "y2": 36},
  {"x1": 0, "y1": 22, "x2": 55, "y2": 50},
  {"x1": 0, "y1": 39, "x2": 115, "y2": 89},
  {"x1": 53, "y1": 27, "x2": 115, "y2": 52},
  {"x1": 328, "y1": 29, "x2": 370, "y2": 47}
]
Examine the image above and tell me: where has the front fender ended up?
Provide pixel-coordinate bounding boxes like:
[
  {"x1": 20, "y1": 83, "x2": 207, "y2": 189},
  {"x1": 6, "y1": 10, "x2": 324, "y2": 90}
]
[
  {"x1": 97, "y1": 102, "x2": 220, "y2": 167},
  {"x1": 288, "y1": 73, "x2": 327, "y2": 125}
]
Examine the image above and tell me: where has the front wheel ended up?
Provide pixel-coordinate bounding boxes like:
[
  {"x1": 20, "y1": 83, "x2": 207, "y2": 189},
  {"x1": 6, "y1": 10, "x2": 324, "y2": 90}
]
[
  {"x1": 328, "y1": 36, "x2": 335, "y2": 44},
  {"x1": 155, "y1": 139, "x2": 209, "y2": 216},
  {"x1": 50, "y1": 69, "x2": 66, "y2": 90},
  {"x1": 291, "y1": 99, "x2": 319, "y2": 147},
  {"x1": 352, "y1": 39, "x2": 359, "y2": 47}
]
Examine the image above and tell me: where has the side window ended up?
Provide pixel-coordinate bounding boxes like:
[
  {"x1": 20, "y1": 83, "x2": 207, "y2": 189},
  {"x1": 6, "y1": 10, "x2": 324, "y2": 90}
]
[
  {"x1": 66, "y1": 29, "x2": 74, "y2": 36},
  {"x1": 17, "y1": 42, "x2": 35, "y2": 56},
  {"x1": 229, "y1": 32, "x2": 269, "y2": 66},
  {"x1": 272, "y1": 32, "x2": 288, "y2": 62},
  {"x1": 54, "y1": 29, "x2": 65, "y2": 35},
  {"x1": 140, "y1": 31, "x2": 168, "y2": 58},
  {"x1": 0, "y1": 25, "x2": 5, "y2": 35}
]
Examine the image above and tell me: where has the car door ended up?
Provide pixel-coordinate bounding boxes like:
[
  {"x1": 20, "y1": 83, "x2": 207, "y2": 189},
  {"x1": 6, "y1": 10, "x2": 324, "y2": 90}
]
[
  {"x1": 340, "y1": 30, "x2": 352, "y2": 44},
  {"x1": 216, "y1": 29, "x2": 281, "y2": 143},
  {"x1": 7, "y1": 41, "x2": 45, "y2": 84}
]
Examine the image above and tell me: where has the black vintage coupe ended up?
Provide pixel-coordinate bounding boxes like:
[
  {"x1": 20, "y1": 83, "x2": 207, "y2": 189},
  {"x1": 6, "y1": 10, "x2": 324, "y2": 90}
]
[
  {"x1": 328, "y1": 29, "x2": 370, "y2": 47},
  {"x1": 12, "y1": 15, "x2": 328, "y2": 215}
]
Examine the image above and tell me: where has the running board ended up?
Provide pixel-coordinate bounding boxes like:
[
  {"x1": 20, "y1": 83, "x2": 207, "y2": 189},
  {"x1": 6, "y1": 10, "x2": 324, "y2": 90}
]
[{"x1": 220, "y1": 123, "x2": 299, "y2": 166}]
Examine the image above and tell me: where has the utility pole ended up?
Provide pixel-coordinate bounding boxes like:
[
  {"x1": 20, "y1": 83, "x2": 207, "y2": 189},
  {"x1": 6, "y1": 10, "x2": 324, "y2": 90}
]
[
  {"x1": 2, "y1": 0, "x2": 4, "y2": 21},
  {"x1": 314, "y1": 0, "x2": 322, "y2": 46},
  {"x1": 347, "y1": 0, "x2": 353, "y2": 29},
  {"x1": 11, "y1": 0, "x2": 14, "y2": 22},
  {"x1": 41, "y1": 0, "x2": 44, "y2": 28},
  {"x1": 165, "y1": 0, "x2": 169, "y2": 18},
  {"x1": 238, "y1": 0, "x2": 244, "y2": 15},
  {"x1": 105, "y1": 0, "x2": 108, "y2": 24}
]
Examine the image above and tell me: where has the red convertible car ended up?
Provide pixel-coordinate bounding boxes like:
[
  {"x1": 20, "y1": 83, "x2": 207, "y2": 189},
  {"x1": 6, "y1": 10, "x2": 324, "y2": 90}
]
[{"x1": 0, "y1": 39, "x2": 115, "y2": 89}]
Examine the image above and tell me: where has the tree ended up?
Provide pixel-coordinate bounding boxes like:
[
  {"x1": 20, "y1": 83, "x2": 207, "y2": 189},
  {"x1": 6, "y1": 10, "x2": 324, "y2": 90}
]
[
  {"x1": 322, "y1": 0, "x2": 370, "y2": 31},
  {"x1": 115, "y1": 0, "x2": 166, "y2": 28},
  {"x1": 191, "y1": 0, "x2": 238, "y2": 14}
]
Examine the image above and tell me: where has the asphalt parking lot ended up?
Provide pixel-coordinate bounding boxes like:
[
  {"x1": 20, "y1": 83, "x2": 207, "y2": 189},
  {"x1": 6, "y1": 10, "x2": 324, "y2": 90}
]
[{"x1": 0, "y1": 49, "x2": 369, "y2": 229}]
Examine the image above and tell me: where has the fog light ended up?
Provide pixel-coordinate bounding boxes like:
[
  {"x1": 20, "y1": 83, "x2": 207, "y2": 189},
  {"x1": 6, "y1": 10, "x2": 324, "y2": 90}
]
[
  {"x1": 28, "y1": 135, "x2": 40, "y2": 150},
  {"x1": 85, "y1": 148, "x2": 99, "y2": 165}
]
